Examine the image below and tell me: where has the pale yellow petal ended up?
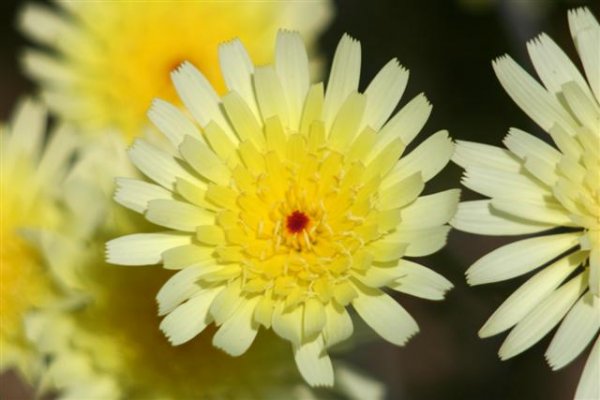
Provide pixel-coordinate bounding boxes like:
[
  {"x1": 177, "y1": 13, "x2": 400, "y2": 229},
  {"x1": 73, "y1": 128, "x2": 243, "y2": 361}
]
[
  {"x1": 499, "y1": 272, "x2": 587, "y2": 360},
  {"x1": 106, "y1": 232, "x2": 192, "y2": 266},
  {"x1": 478, "y1": 252, "x2": 585, "y2": 338},
  {"x1": 466, "y1": 233, "x2": 581, "y2": 285},
  {"x1": 293, "y1": 335, "x2": 333, "y2": 387},
  {"x1": 212, "y1": 297, "x2": 260, "y2": 357},
  {"x1": 352, "y1": 286, "x2": 418, "y2": 346}
]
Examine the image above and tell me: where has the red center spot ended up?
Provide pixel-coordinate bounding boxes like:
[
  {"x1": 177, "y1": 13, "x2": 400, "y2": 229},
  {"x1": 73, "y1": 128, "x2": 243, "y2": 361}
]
[{"x1": 286, "y1": 211, "x2": 309, "y2": 234}]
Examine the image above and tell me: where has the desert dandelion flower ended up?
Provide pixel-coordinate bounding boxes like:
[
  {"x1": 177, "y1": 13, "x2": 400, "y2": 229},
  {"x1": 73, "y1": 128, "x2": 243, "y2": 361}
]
[
  {"x1": 0, "y1": 99, "x2": 77, "y2": 377},
  {"x1": 27, "y1": 136, "x2": 384, "y2": 399},
  {"x1": 19, "y1": 0, "x2": 332, "y2": 141},
  {"x1": 107, "y1": 32, "x2": 456, "y2": 386},
  {"x1": 452, "y1": 8, "x2": 599, "y2": 399}
]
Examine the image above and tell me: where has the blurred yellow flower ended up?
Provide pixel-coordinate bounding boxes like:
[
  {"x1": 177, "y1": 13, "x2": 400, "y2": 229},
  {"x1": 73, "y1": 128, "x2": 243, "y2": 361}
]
[
  {"x1": 107, "y1": 31, "x2": 456, "y2": 386},
  {"x1": 27, "y1": 136, "x2": 384, "y2": 400},
  {"x1": 19, "y1": 0, "x2": 332, "y2": 142},
  {"x1": 0, "y1": 99, "x2": 77, "y2": 378},
  {"x1": 452, "y1": 7, "x2": 599, "y2": 399}
]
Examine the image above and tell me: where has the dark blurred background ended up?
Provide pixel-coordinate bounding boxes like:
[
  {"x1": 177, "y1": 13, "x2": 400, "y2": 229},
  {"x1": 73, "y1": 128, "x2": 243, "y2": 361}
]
[{"x1": 2, "y1": 0, "x2": 599, "y2": 399}]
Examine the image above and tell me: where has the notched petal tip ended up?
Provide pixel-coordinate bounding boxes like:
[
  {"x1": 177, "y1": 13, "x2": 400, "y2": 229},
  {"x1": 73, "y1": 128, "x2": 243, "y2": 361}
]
[{"x1": 340, "y1": 32, "x2": 358, "y2": 44}]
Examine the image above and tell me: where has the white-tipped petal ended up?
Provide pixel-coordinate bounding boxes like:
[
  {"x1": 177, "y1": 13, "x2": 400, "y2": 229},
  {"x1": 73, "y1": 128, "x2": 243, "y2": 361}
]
[
  {"x1": 222, "y1": 91, "x2": 265, "y2": 149},
  {"x1": 499, "y1": 272, "x2": 587, "y2": 360},
  {"x1": 157, "y1": 265, "x2": 204, "y2": 315},
  {"x1": 378, "y1": 172, "x2": 424, "y2": 211},
  {"x1": 561, "y1": 81, "x2": 600, "y2": 132},
  {"x1": 212, "y1": 297, "x2": 260, "y2": 357},
  {"x1": 218, "y1": 39, "x2": 258, "y2": 117},
  {"x1": 452, "y1": 140, "x2": 520, "y2": 172},
  {"x1": 128, "y1": 139, "x2": 198, "y2": 190},
  {"x1": 479, "y1": 252, "x2": 585, "y2": 338},
  {"x1": 389, "y1": 225, "x2": 451, "y2": 257},
  {"x1": 490, "y1": 197, "x2": 572, "y2": 226},
  {"x1": 399, "y1": 189, "x2": 460, "y2": 229},
  {"x1": 114, "y1": 178, "x2": 173, "y2": 214},
  {"x1": 275, "y1": 30, "x2": 310, "y2": 130},
  {"x1": 568, "y1": 7, "x2": 600, "y2": 102},
  {"x1": 384, "y1": 130, "x2": 454, "y2": 186},
  {"x1": 466, "y1": 233, "x2": 580, "y2": 285},
  {"x1": 451, "y1": 200, "x2": 554, "y2": 235},
  {"x1": 328, "y1": 92, "x2": 367, "y2": 152},
  {"x1": 493, "y1": 55, "x2": 578, "y2": 132},
  {"x1": 323, "y1": 302, "x2": 353, "y2": 347},
  {"x1": 106, "y1": 232, "x2": 192, "y2": 266},
  {"x1": 352, "y1": 287, "x2": 419, "y2": 346},
  {"x1": 161, "y1": 244, "x2": 214, "y2": 270},
  {"x1": 389, "y1": 259, "x2": 454, "y2": 301},
  {"x1": 272, "y1": 303, "x2": 303, "y2": 346},
  {"x1": 253, "y1": 66, "x2": 289, "y2": 128},
  {"x1": 171, "y1": 62, "x2": 232, "y2": 136},
  {"x1": 208, "y1": 279, "x2": 244, "y2": 325},
  {"x1": 461, "y1": 165, "x2": 551, "y2": 201},
  {"x1": 527, "y1": 33, "x2": 593, "y2": 100},
  {"x1": 146, "y1": 199, "x2": 214, "y2": 232},
  {"x1": 323, "y1": 34, "x2": 361, "y2": 129},
  {"x1": 148, "y1": 99, "x2": 203, "y2": 148},
  {"x1": 503, "y1": 127, "x2": 561, "y2": 164},
  {"x1": 294, "y1": 335, "x2": 334, "y2": 387},
  {"x1": 363, "y1": 58, "x2": 409, "y2": 131},
  {"x1": 303, "y1": 298, "x2": 326, "y2": 340},
  {"x1": 574, "y1": 335, "x2": 600, "y2": 400},
  {"x1": 369, "y1": 93, "x2": 431, "y2": 163},
  {"x1": 546, "y1": 291, "x2": 600, "y2": 370},
  {"x1": 160, "y1": 287, "x2": 221, "y2": 345},
  {"x1": 179, "y1": 135, "x2": 230, "y2": 186}
]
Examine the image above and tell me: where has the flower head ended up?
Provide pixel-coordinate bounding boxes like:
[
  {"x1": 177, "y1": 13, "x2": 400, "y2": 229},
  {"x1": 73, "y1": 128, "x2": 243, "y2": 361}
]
[
  {"x1": 107, "y1": 32, "x2": 456, "y2": 386},
  {"x1": 28, "y1": 137, "x2": 384, "y2": 399},
  {"x1": 452, "y1": 8, "x2": 599, "y2": 399},
  {"x1": 0, "y1": 99, "x2": 77, "y2": 377},
  {"x1": 19, "y1": 0, "x2": 332, "y2": 141}
]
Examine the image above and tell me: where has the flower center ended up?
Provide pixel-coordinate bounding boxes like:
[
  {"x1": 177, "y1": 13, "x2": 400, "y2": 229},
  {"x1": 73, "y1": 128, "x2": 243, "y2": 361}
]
[{"x1": 286, "y1": 210, "x2": 309, "y2": 234}]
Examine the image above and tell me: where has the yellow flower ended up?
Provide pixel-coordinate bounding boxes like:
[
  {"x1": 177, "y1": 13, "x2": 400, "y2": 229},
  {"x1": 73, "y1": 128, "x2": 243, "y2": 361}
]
[
  {"x1": 107, "y1": 32, "x2": 456, "y2": 386},
  {"x1": 18, "y1": 0, "x2": 332, "y2": 142},
  {"x1": 452, "y1": 8, "x2": 599, "y2": 399},
  {"x1": 27, "y1": 136, "x2": 384, "y2": 399},
  {"x1": 0, "y1": 99, "x2": 77, "y2": 377}
]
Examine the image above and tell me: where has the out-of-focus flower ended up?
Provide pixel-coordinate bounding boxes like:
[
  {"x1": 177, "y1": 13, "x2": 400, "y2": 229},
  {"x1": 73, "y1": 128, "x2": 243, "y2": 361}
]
[
  {"x1": 107, "y1": 31, "x2": 456, "y2": 386},
  {"x1": 0, "y1": 99, "x2": 77, "y2": 378},
  {"x1": 18, "y1": 0, "x2": 332, "y2": 142},
  {"x1": 27, "y1": 136, "x2": 384, "y2": 400},
  {"x1": 452, "y1": 7, "x2": 599, "y2": 399}
]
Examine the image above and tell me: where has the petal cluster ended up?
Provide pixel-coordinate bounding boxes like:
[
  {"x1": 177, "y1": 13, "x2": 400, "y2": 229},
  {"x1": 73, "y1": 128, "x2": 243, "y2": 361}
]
[
  {"x1": 452, "y1": 8, "x2": 599, "y2": 399},
  {"x1": 18, "y1": 0, "x2": 332, "y2": 141},
  {"x1": 107, "y1": 32, "x2": 456, "y2": 386},
  {"x1": 0, "y1": 99, "x2": 77, "y2": 377}
]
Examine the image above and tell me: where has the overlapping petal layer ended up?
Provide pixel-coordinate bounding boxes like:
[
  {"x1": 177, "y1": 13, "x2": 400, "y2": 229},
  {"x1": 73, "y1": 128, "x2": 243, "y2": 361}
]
[
  {"x1": 452, "y1": 8, "x2": 600, "y2": 399},
  {"x1": 107, "y1": 32, "x2": 456, "y2": 386}
]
